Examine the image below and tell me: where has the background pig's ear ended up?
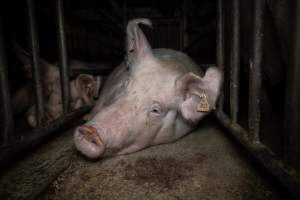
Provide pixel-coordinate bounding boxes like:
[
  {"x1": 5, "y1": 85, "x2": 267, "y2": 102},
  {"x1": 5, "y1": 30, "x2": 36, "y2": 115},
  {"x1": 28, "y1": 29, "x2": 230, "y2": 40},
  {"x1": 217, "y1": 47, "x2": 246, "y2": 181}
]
[
  {"x1": 14, "y1": 42, "x2": 54, "y2": 71},
  {"x1": 75, "y1": 74, "x2": 101, "y2": 98},
  {"x1": 75, "y1": 74, "x2": 94, "y2": 94},
  {"x1": 14, "y1": 42, "x2": 31, "y2": 65},
  {"x1": 175, "y1": 67, "x2": 222, "y2": 123},
  {"x1": 126, "y1": 18, "x2": 153, "y2": 67}
]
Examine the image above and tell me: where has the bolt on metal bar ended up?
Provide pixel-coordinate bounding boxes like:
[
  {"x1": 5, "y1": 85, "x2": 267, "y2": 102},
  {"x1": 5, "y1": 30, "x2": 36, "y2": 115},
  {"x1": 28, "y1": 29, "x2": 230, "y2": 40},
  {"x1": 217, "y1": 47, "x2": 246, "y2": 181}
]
[
  {"x1": 284, "y1": 1, "x2": 300, "y2": 169},
  {"x1": 27, "y1": 0, "x2": 44, "y2": 127},
  {"x1": 216, "y1": 0, "x2": 224, "y2": 112},
  {"x1": 0, "y1": 17, "x2": 14, "y2": 145},
  {"x1": 229, "y1": 0, "x2": 240, "y2": 123},
  {"x1": 57, "y1": 0, "x2": 70, "y2": 113},
  {"x1": 249, "y1": 0, "x2": 264, "y2": 142}
]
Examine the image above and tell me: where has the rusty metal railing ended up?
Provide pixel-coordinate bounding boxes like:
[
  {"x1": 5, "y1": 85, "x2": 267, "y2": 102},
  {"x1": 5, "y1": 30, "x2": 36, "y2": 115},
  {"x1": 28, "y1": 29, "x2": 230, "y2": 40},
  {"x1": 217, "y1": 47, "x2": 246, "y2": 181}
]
[{"x1": 215, "y1": 0, "x2": 300, "y2": 196}]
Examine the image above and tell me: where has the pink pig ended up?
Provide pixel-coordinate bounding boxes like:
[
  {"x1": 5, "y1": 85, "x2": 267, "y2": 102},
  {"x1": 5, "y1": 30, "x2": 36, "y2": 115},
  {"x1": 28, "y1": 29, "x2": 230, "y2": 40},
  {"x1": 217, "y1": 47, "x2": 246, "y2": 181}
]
[{"x1": 74, "y1": 18, "x2": 222, "y2": 159}]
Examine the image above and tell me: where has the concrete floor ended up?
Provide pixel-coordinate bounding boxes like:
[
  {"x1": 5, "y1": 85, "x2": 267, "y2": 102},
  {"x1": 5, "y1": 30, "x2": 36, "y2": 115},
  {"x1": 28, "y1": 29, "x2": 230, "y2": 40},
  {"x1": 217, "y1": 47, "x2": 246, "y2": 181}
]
[{"x1": 37, "y1": 119, "x2": 283, "y2": 200}]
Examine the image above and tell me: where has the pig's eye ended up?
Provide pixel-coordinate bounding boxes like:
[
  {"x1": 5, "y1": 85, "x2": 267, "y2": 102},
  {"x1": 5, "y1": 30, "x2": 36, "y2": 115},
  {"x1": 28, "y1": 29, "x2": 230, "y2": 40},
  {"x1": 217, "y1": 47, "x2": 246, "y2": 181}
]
[{"x1": 149, "y1": 102, "x2": 163, "y2": 116}]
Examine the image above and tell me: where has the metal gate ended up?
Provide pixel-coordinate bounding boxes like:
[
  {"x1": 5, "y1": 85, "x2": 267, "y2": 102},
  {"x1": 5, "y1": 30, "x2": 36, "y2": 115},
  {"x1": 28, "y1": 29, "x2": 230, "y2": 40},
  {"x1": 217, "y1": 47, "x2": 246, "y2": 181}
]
[
  {"x1": 0, "y1": 0, "x2": 92, "y2": 168},
  {"x1": 215, "y1": 0, "x2": 300, "y2": 196}
]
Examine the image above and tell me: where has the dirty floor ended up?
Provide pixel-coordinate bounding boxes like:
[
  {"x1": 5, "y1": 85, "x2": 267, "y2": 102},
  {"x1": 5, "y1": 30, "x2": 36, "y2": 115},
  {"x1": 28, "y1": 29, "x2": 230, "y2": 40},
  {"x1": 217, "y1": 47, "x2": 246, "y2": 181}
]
[{"x1": 38, "y1": 119, "x2": 284, "y2": 200}]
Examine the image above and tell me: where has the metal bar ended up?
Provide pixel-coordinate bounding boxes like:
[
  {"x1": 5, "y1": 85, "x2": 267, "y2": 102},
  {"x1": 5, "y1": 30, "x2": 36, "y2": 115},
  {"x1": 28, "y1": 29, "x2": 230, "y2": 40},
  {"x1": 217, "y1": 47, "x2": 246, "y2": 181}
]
[
  {"x1": 249, "y1": 0, "x2": 264, "y2": 141},
  {"x1": 27, "y1": 0, "x2": 44, "y2": 127},
  {"x1": 180, "y1": 20, "x2": 183, "y2": 51},
  {"x1": 183, "y1": 0, "x2": 188, "y2": 49},
  {"x1": 57, "y1": 0, "x2": 70, "y2": 113},
  {"x1": 167, "y1": 22, "x2": 170, "y2": 48},
  {"x1": 0, "y1": 17, "x2": 14, "y2": 144},
  {"x1": 0, "y1": 106, "x2": 91, "y2": 168},
  {"x1": 215, "y1": 110, "x2": 300, "y2": 197},
  {"x1": 229, "y1": 0, "x2": 240, "y2": 123},
  {"x1": 284, "y1": 0, "x2": 300, "y2": 169},
  {"x1": 216, "y1": 0, "x2": 224, "y2": 112},
  {"x1": 70, "y1": 68, "x2": 112, "y2": 77},
  {"x1": 123, "y1": 0, "x2": 127, "y2": 29}
]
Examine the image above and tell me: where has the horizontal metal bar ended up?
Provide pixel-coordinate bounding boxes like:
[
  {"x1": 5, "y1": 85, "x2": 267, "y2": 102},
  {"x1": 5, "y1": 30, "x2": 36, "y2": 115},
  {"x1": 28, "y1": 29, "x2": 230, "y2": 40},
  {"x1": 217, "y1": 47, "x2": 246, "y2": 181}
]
[
  {"x1": 70, "y1": 67, "x2": 113, "y2": 77},
  {"x1": 229, "y1": 0, "x2": 240, "y2": 123},
  {"x1": 57, "y1": 0, "x2": 71, "y2": 114},
  {"x1": 0, "y1": 16, "x2": 14, "y2": 145},
  {"x1": 249, "y1": 0, "x2": 265, "y2": 142},
  {"x1": 27, "y1": 0, "x2": 45, "y2": 127},
  {"x1": 214, "y1": 110, "x2": 300, "y2": 197},
  {"x1": 0, "y1": 106, "x2": 91, "y2": 169},
  {"x1": 284, "y1": 0, "x2": 300, "y2": 169}
]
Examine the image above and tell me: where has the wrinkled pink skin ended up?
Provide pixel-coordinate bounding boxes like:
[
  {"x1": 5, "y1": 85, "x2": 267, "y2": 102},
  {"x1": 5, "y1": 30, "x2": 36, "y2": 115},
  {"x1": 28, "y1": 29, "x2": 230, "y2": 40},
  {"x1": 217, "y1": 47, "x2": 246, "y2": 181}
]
[{"x1": 74, "y1": 19, "x2": 222, "y2": 159}]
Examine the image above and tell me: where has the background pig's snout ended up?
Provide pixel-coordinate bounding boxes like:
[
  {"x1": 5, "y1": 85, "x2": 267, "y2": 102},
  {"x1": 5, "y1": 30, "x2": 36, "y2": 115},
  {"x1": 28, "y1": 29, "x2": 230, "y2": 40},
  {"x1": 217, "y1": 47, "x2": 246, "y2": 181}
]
[{"x1": 74, "y1": 125, "x2": 105, "y2": 159}]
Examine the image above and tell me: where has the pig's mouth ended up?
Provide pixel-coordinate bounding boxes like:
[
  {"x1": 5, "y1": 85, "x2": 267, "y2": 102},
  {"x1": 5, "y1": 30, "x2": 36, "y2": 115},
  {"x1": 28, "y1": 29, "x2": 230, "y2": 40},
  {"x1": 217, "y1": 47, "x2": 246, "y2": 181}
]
[{"x1": 74, "y1": 125, "x2": 105, "y2": 159}]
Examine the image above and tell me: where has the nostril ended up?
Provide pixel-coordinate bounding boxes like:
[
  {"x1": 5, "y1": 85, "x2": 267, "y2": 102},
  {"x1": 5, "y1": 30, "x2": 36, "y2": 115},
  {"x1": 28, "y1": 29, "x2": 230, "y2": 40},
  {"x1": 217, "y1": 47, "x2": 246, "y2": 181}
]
[
  {"x1": 74, "y1": 125, "x2": 105, "y2": 159},
  {"x1": 91, "y1": 139, "x2": 97, "y2": 145},
  {"x1": 77, "y1": 125, "x2": 102, "y2": 145}
]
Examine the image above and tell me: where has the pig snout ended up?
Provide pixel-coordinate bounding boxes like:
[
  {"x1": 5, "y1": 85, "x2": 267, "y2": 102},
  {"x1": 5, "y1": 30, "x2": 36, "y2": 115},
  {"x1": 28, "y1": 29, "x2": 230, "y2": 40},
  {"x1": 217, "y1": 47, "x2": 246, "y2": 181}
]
[{"x1": 74, "y1": 125, "x2": 105, "y2": 159}]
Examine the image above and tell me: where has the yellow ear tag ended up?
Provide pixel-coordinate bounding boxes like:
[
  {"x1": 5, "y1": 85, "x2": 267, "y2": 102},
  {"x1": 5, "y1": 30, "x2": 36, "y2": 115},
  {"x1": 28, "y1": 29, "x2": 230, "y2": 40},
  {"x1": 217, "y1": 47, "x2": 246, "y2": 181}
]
[{"x1": 197, "y1": 93, "x2": 210, "y2": 112}]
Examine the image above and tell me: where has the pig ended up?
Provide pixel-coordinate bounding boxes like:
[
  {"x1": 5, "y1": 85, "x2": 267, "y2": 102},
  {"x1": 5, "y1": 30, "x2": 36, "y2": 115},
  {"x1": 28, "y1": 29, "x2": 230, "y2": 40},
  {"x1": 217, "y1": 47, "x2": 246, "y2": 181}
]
[
  {"x1": 12, "y1": 45, "x2": 102, "y2": 127},
  {"x1": 74, "y1": 18, "x2": 222, "y2": 159},
  {"x1": 26, "y1": 73, "x2": 101, "y2": 127}
]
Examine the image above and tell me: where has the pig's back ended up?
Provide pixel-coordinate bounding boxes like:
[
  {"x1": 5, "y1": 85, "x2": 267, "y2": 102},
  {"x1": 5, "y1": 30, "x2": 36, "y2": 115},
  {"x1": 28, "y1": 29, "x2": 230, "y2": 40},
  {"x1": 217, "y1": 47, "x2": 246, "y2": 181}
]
[{"x1": 153, "y1": 48, "x2": 204, "y2": 76}]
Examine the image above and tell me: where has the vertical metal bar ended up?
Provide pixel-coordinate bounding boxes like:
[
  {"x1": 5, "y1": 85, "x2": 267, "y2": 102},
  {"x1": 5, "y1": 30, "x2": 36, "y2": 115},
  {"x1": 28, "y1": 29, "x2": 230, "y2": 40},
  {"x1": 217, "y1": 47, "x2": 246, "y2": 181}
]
[
  {"x1": 230, "y1": 0, "x2": 240, "y2": 122},
  {"x1": 284, "y1": 1, "x2": 300, "y2": 168},
  {"x1": 216, "y1": 0, "x2": 224, "y2": 112},
  {"x1": 180, "y1": 20, "x2": 183, "y2": 51},
  {"x1": 167, "y1": 22, "x2": 171, "y2": 48},
  {"x1": 27, "y1": 0, "x2": 44, "y2": 127},
  {"x1": 0, "y1": 17, "x2": 14, "y2": 144},
  {"x1": 57, "y1": 0, "x2": 70, "y2": 113},
  {"x1": 249, "y1": 0, "x2": 264, "y2": 142},
  {"x1": 123, "y1": 0, "x2": 127, "y2": 30},
  {"x1": 183, "y1": 0, "x2": 188, "y2": 49}
]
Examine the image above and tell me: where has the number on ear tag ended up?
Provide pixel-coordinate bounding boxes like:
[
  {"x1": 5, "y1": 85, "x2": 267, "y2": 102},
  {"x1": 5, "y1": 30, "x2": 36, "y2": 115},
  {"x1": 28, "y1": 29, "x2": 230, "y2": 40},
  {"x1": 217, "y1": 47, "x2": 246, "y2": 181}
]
[{"x1": 197, "y1": 93, "x2": 210, "y2": 112}]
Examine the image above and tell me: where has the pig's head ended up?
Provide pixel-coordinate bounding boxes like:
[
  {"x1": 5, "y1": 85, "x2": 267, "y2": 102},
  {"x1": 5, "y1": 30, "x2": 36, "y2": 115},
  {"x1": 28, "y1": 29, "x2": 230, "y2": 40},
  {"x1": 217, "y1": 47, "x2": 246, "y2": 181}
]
[{"x1": 74, "y1": 18, "x2": 222, "y2": 159}]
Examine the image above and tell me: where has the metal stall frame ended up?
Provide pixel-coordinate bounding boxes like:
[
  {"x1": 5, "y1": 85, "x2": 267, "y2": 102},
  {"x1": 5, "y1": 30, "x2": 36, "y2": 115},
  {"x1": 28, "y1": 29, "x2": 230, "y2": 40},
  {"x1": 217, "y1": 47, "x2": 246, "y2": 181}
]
[
  {"x1": 215, "y1": 0, "x2": 300, "y2": 196},
  {"x1": 0, "y1": 0, "x2": 92, "y2": 168},
  {"x1": 0, "y1": 16, "x2": 14, "y2": 145}
]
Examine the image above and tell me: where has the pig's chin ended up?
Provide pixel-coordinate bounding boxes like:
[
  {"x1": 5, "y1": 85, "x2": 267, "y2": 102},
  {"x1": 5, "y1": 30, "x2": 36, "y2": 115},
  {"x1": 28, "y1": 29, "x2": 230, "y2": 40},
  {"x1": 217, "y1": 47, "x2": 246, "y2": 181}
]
[{"x1": 74, "y1": 126, "x2": 105, "y2": 159}]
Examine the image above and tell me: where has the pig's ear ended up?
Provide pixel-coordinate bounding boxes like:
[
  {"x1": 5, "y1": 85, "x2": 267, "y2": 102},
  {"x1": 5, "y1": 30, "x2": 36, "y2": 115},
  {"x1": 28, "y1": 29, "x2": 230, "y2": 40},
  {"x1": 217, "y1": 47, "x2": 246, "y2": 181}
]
[
  {"x1": 14, "y1": 42, "x2": 31, "y2": 65},
  {"x1": 14, "y1": 42, "x2": 53, "y2": 69},
  {"x1": 176, "y1": 67, "x2": 222, "y2": 123},
  {"x1": 75, "y1": 74, "x2": 99, "y2": 98},
  {"x1": 126, "y1": 18, "x2": 153, "y2": 67}
]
